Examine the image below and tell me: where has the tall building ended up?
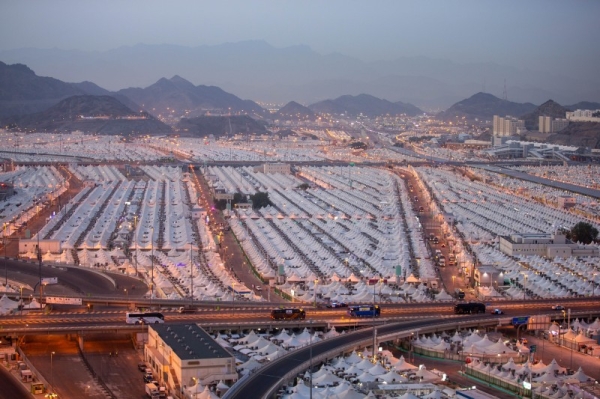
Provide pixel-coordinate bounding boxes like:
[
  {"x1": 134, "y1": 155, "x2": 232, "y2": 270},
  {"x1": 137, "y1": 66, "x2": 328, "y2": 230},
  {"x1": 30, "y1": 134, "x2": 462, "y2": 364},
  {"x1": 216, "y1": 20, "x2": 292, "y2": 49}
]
[
  {"x1": 539, "y1": 116, "x2": 569, "y2": 133},
  {"x1": 493, "y1": 115, "x2": 525, "y2": 136}
]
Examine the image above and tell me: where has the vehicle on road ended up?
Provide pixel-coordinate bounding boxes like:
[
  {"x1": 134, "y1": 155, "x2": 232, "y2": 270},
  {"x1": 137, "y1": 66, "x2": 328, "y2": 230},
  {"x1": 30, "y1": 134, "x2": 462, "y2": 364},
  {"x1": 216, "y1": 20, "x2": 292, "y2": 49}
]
[
  {"x1": 348, "y1": 304, "x2": 380, "y2": 317},
  {"x1": 144, "y1": 374, "x2": 154, "y2": 384},
  {"x1": 145, "y1": 382, "x2": 160, "y2": 398},
  {"x1": 178, "y1": 307, "x2": 197, "y2": 314},
  {"x1": 454, "y1": 302, "x2": 486, "y2": 314},
  {"x1": 255, "y1": 286, "x2": 262, "y2": 292},
  {"x1": 326, "y1": 301, "x2": 347, "y2": 308},
  {"x1": 552, "y1": 305, "x2": 565, "y2": 311},
  {"x1": 270, "y1": 308, "x2": 306, "y2": 320},
  {"x1": 126, "y1": 312, "x2": 165, "y2": 324},
  {"x1": 490, "y1": 308, "x2": 504, "y2": 315}
]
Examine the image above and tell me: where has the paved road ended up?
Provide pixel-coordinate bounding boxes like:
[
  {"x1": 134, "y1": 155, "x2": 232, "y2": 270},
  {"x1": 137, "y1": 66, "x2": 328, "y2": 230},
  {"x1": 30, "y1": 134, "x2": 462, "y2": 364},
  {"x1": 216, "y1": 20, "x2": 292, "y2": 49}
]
[
  {"x1": 473, "y1": 164, "x2": 600, "y2": 199},
  {"x1": 4, "y1": 259, "x2": 146, "y2": 298},
  {"x1": 224, "y1": 316, "x2": 478, "y2": 399}
]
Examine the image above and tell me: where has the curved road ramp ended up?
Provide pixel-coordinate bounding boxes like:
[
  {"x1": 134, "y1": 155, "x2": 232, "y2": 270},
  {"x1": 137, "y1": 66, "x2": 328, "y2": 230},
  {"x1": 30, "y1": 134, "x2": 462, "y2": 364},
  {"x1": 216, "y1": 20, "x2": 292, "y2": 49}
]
[{"x1": 224, "y1": 316, "x2": 497, "y2": 399}]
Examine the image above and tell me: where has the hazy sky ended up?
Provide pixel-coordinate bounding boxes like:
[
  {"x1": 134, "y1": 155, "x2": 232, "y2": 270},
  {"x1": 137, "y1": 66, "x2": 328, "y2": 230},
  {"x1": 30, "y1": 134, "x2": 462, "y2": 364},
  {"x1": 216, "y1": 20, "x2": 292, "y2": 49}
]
[{"x1": 1, "y1": 0, "x2": 599, "y2": 72}]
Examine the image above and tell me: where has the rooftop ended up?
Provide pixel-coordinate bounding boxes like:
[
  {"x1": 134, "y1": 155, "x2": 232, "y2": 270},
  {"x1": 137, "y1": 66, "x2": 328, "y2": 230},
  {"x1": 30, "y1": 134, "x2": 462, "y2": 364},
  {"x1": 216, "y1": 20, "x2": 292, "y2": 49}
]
[{"x1": 152, "y1": 324, "x2": 232, "y2": 361}]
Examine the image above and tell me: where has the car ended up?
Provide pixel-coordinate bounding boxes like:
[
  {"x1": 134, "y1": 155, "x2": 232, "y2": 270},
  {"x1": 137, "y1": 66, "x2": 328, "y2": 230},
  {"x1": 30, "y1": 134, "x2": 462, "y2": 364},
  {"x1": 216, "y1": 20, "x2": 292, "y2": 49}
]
[
  {"x1": 490, "y1": 308, "x2": 504, "y2": 315},
  {"x1": 327, "y1": 301, "x2": 347, "y2": 308},
  {"x1": 138, "y1": 362, "x2": 148, "y2": 372},
  {"x1": 552, "y1": 305, "x2": 565, "y2": 311},
  {"x1": 255, "y1": 286, "x2": 262, "y2": 292},
  {"x1": 143, "y1": 374, "x2": 154, "y2": 383}
]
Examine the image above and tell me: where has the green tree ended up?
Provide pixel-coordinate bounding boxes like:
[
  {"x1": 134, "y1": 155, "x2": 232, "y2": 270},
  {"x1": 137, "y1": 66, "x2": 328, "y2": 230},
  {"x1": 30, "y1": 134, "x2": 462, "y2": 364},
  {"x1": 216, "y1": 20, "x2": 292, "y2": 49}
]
[
  {"x1": 570, "y1": 222, "x2": 599, "y2": 244},
  {"x1": 250, "y1": 192, "x2": 272, "y2": 209}
]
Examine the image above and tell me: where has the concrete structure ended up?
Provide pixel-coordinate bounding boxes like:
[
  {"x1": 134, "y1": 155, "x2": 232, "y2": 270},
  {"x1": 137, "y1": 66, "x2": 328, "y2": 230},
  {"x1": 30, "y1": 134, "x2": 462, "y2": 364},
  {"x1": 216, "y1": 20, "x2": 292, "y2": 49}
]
[
  {"x1": 499, "y1": 232, "x2": 599, "y2": 258},
  {"x1": 473, "y1": 264, "x2": 503, "y2": 288},
  {"x1": 145, "y1": 324, "x2": 237, "y2": 396},
  {"x1": 557, "y1": 196, "x2": 576, "y2": 209},
  {"x1": 566, "y1": 109, "x2": 600, "y2": 122},
  {"x1": 262, "y1": 163, "x2": 291, "y2": 174},
  {"x1": 493, "y1": 115, "x2": 525, "y2": 136}
]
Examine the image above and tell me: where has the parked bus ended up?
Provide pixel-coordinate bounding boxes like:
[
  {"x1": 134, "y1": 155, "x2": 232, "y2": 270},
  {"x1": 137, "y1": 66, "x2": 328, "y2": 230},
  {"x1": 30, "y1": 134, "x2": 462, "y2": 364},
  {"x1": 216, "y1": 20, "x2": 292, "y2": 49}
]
[
  {"x1": 348, "y1": 305, "x2": 381, "y2": 317},
  {"x1": 126, "y1": 312, "x2": 165, "y2": 324},
  {"x1": 453, "y1": 302, "x2": 485, "y2": 314},
  {"x1": 270, "y1": 308, "x2": 306, "y2": 320}
]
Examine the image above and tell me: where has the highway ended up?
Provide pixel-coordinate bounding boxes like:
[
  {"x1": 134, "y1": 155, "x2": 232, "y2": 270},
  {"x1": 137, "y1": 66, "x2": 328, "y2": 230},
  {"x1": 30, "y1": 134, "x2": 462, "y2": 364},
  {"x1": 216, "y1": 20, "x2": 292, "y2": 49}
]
[{"x1": 1, "y1": 298, "x2": 598, "y2": 332}]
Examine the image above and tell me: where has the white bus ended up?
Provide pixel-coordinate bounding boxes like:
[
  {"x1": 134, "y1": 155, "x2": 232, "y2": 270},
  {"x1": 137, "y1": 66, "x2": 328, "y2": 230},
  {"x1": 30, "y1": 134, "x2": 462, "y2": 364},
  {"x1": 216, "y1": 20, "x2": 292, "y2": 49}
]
[{"x1": 126, "y1": 312, "x2": 165, "y2": 325}]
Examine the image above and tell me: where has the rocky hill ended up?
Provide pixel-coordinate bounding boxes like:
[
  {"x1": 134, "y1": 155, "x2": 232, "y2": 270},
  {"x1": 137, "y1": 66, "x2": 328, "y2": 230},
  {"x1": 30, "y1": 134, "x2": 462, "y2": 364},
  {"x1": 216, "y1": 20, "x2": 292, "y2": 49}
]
[
  {"x1": 520, "y1": 99, "x2": 569, "y2": 130},
  {"x1": 118, "y1": 75, "x2": 265, "y2": 120},
  {"x1": 4, "y1": 95, "x2": 171, "y2": 135},
  {"x1": 544, "y1": 122, "x2": 600, "y2": 149},
  {"x1": 309, "y1": 94, "x2": 422, "y2": 117},
  {"x1": 0, "y1": 61, "x2": 87, "y2": 118},
  {"x1": 437, "y1": 92, "x2": 537, "y2": 121},
  {"x1": 176, "y1": 115, "x2": 268, "y2": 137},
  {"x1": 274, "y1": 101, "x2": 316, "y2": 120}
]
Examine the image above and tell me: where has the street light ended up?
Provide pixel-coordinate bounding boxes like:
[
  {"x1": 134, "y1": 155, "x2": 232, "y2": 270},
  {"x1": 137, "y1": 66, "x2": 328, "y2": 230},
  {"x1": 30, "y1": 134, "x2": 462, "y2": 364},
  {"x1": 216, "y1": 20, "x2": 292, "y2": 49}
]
[
  {"x1": 313, "y1": 279, "x2": 318, "y2": 307},
  {"x1": 124, "y1": 288, "x2": 128, "y2": 303},
  {"x1": 50, "y1": 351, "x2": 55, "y2": 394},
  {"x1": 150, "y1": 227, "x2": 154, "y2": 305},
  {"x1": 3, "y1": 222, "x2": 7, "y2": 288}
]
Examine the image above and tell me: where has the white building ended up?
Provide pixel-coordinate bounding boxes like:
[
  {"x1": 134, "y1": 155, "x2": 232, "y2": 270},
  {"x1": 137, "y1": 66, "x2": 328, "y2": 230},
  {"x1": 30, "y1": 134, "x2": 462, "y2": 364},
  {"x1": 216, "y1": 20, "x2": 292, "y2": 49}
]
[
  {"x1": 145, "y1": 324, "x2": 237, "y2": 395},
  {"x1": 499, "y1": 232, "x2": 599, "y2": 258},
  {"x1": 566, "y1": 109, "x2": 600, "y2": 122}
]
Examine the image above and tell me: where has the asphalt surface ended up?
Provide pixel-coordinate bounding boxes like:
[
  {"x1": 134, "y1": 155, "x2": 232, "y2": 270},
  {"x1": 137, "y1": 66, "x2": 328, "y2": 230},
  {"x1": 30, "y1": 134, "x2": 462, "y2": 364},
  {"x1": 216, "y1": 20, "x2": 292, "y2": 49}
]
[
  {"x1": 224, "y1": 316, "x2": 483, "y2": 399},
  {"x1": 473, "y1": 164, "x2": 600, "y2": 199}
]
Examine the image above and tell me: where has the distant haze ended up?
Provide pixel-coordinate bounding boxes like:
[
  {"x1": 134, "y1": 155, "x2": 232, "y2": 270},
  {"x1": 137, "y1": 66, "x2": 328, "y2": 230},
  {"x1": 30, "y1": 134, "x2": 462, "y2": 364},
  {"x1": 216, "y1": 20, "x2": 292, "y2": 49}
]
[{"x1": 1, "y1": 0, "x2": 599, "y2": 108}]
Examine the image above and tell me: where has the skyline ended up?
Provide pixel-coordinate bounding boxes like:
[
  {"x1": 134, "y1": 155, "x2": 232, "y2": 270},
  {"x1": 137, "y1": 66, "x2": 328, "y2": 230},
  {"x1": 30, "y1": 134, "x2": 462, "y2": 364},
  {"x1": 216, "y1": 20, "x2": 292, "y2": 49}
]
[{"x1": 1, "y1": 0, "x2": 599, "y2": 80}]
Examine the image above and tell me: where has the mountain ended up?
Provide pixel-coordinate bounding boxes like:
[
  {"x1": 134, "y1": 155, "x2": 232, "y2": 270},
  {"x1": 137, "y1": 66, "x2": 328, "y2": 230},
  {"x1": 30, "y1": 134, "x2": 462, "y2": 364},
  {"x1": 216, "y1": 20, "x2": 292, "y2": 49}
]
[
  {"x1": 5, "y1": 42, "x2": 599, "y2": 108},
  {"x1": 0, "y1": 61, "x2": 140, "y2": 120},
  {"x1": 274, "y1": 101, "x2": 315, "y2": 120},
  {"x1": 0, "y1": 61, "x2": 86, "y2": 118},
  {"x1": 437, "y1": 92, "x2": 537, "y2": 121},
  {"x1": 309, "y1": 94, "x2": 422, "y2": 117},
  {"x1": 565, "y1": 101, "x2": 600, "y2": 111},
  {"x1": 176, "y1": 115, "x2": 268, "y2": 137},
  {"x1": 4, "y1": 95, "x2": 171, "y2": 135},
  {"x1": 117, "y1": 75, "x2": 265, "y2": 120},
  {"x1": 520, "y1": 99, "x2": 569, "y2": 130}
]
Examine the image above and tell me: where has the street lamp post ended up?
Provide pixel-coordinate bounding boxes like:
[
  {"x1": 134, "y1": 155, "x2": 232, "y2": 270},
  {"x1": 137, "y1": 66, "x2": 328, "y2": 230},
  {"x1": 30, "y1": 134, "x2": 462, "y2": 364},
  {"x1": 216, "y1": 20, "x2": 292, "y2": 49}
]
[
  {"x1": 3, "y1": 222, "x2": 7, "y2": 288},
  {"x1": 133, "y1": 215, "x2": 138, "y2": 277},
  {"x1": 124, "y1": 288, "x2": 128, "y2": 303},
  {"x1": 313, "y1": 279, "x2": 318, "y2": 307},
  {"x1": 190, "y1": 242, "x2": 194, "y2": 307},
  {"x1": 50, "y1": 351, "x2": 55, "y2": 394},
  {"x1": 150, "y1": 227, "x2": 154, "y2": 305}
]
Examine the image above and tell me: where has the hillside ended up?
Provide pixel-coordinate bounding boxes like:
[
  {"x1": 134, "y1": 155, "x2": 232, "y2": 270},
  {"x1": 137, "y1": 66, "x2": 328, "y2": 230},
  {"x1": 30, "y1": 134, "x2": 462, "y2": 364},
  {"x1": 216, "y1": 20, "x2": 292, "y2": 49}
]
[
  {"x1": 118, "y1": 75, "x2": 265, "y2": 120},
  {"x1": 274, "y1": 101, "x2": 315, "y2": 120},
  {"x1": 4, "y1": 95, "x2": 171, "y2": 135},
  {"x1": 520, "y1": 99, "x2": 569, "y2": 130},
  {"x1": 309, "y1": 94, "x2": 422, "y2": 117},
  {"x1": 437, "y1": 92, "x2": 537, "y2": 121},
  {"x1": 0, "y1": 61, "x2": 88, "y2": 118},
  {"x1": 544, "y1": 122, "x2": 600, "y2": 149},
  {"x1": 176, "y1": 115, "x2": 269, "y2": 137}
]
